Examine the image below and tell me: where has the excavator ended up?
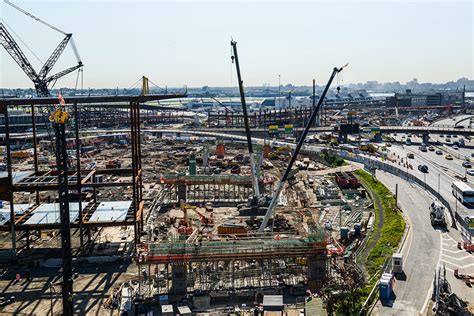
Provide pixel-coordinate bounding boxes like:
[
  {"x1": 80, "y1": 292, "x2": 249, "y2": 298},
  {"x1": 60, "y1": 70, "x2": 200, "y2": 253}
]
[
  {"x1": 172, "y1": 202, "x2": 214, "y2": 235},
  {"x1": 231, "y1": 40, "x2": 272, "y2": 215}
]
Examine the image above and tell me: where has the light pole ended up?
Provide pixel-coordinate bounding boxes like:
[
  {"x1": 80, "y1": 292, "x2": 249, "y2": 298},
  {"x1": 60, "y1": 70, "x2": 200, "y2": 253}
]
[
  {"x1": 406, "y1": 153, "x2": 409, "y2": 180},
  {"x1": 278, "y1": 74, "x2": 281, "y2": 108}
]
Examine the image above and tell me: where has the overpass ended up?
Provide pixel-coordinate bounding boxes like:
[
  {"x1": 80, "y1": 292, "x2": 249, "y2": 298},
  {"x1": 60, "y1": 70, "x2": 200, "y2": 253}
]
[{"x1": 193, "y1": 125, "x2": 474, "y2": 137}]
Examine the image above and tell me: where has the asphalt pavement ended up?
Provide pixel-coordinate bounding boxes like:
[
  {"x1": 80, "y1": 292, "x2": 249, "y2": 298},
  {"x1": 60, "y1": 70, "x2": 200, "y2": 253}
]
[
  {"x1": 372, "y1": 170, "x2": 440, "y2": 315},
  {"x1": 372, "y1": 170, "x2": 474, "y2": 315}
]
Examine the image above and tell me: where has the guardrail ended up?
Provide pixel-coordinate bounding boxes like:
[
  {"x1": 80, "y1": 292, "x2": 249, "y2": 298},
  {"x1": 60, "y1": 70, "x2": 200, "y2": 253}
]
[{"x1": 331, "y1": 150, "x2": 458, "y2": 230}]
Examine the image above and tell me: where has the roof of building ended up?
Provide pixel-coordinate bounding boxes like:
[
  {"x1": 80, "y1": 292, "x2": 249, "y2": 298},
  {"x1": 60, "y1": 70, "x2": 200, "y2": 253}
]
[{"x1": 263, "y1": 295, "x2": 283, "y2": 307}]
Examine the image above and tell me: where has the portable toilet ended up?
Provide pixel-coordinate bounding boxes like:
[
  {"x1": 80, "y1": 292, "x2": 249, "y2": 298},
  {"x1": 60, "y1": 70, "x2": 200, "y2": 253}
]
[
  {"x1": 340, "y1": 227, "x2": 349, "y2": 239},
  {"x1": 392, "y1": 253, "x2": 403, "y2": 273},
  {"x1": 379, "y1": 273, "x2": 393, "y2": 300},
  {"x1": 379, "y1": 278, "x2": 391, "y2": 300},
  {"x1": 0, "y1": 200, "x2": 3, "y2": 208},
  {"x1": 354, "y1": 223, "x2": 361, "y2": 237}
]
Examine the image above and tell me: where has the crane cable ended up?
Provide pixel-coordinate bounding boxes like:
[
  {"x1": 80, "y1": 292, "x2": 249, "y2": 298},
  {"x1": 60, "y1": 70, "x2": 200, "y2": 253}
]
[
  {"x1": 1, "y1": 18, "x2": 44, "y2": 64},
  {"x1": 4, "y1": 0, "x2": 67, "y2": 35},
  {"x1": 4, "y1": 0, "x2": 81, "y2": 62},
  {"x1": 148, "y1": 78, "x2": 167, "y2": 93}
]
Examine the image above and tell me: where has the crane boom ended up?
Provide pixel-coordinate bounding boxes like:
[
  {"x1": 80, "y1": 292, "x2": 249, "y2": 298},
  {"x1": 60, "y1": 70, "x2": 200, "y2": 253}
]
[
  {"x1": 1, "y1": 1, "x2": 83, "y2": 97},
  {"x1": 45, "y1": 62, "x2": 83, "y2": 85},
  {"x1": 231, "y1": 40, "x2": 260, "y2": 199},
  {"x1": 38, "y1": 33, "x2": 72, "y2": 78},
  {"x1": 258, "y1": 64, "x2": 348, "y2": 233},
  {"x1": 0, "y1": 22, "x2": 38, "y2": 82}
]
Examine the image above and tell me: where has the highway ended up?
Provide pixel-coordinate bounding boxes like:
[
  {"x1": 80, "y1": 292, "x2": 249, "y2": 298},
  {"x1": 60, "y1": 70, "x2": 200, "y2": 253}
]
[
  {"x1": 372, "y1": 170, "x2": 474, "y2": 315},
  {"x1": 372, "y1": 171, "x2": 440, "y2": 315},
  {"x1": 381, "y1": 144, "x2": 473, "y2": 227}
]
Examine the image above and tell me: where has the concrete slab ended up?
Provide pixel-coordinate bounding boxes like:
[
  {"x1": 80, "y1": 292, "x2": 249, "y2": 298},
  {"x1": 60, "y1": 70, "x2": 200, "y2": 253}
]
[{"x1": 89, "y1": 201, "x2": 131, "y2": 222}]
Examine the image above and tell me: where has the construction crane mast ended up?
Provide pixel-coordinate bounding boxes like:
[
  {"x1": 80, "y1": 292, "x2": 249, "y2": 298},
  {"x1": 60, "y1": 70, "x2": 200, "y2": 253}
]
[
  {"x1": 1, "y1": 0, "x2": 83, "y2": 96},
  {"x1": 230, "y1": 40, "x2": 261, "y2": 201},
  {"x1": 48, "y1": 100, "x2": 74, "y2": 316},
  {"x1": 258, "y1": 64, "x2": 348, "y2": 233}
]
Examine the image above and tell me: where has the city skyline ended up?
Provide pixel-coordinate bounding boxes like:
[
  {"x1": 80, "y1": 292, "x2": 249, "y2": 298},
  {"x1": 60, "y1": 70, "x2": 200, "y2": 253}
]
[{"x1": 1, "y1": 1, "x2": 473, "y2": 89}]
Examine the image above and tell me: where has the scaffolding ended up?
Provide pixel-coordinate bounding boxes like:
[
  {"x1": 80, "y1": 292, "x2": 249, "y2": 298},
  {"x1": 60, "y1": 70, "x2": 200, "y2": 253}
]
[{"x1": 143, "y1": 231, "x2": 327, "y2": 264}]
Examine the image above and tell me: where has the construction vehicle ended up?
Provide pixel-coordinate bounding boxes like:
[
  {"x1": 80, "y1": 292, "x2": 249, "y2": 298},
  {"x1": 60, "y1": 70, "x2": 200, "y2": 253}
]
[
  {"x1": 429, "y1": 201, "x2": 446, "y2": 227},
  {"x1": 11, "y1": 151, "x2": 31, "y2": 159},
  {"x1": 180, "y1": 201, "x2": 213, "y2": 227},
  {"x1": 106, "y1": 159, "x2": 122, "y2": 169},
  {"x1": 231, "y1": 40, "x2": 271, "y2": 214},
  {"x1": 258, "y1": 63, "x2": 348, "y2": 233}
]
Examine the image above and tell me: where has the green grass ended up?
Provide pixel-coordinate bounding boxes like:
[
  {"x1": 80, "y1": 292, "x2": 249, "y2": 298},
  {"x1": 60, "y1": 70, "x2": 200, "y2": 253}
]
[
  {"x1": 347, "y1": 169, "x2": 406, "y2": 314},
  {"x1": 355, "y1": 169, "x2": 405, "y2": 275},
  {"x1": 320, "y1": 150, "x2": 347, "y2": 167}
]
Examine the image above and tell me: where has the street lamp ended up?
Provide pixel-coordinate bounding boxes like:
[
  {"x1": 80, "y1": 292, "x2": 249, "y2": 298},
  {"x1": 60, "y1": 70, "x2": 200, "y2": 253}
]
[{"x1": 406, "y1": 153, "x2": 409, "y2": 180}]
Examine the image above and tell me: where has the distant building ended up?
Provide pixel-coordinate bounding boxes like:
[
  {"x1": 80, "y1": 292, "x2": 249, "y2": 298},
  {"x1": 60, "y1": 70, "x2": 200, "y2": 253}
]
[{"x1": 386, "y1": 90, "x2": 464, "y2": 107}]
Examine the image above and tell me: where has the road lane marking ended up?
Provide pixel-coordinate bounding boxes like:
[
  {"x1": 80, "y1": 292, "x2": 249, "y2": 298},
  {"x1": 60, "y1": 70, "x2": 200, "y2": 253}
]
[{"x1": 441, "y1": 248, "x2": 465, "y2": 255}]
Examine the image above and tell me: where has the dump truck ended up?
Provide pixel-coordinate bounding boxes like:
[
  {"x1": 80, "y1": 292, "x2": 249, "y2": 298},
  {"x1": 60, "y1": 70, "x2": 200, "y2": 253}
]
[{"x1": 429, "y1": 201, "x2": 446, "y2": 226}]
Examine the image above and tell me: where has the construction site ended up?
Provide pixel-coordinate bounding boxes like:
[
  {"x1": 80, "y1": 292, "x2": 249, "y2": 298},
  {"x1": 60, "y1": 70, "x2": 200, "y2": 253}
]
[
  {"x1": 0, "y1": 5, "x2": 378, "y2": 312},
  {"x1": 0, "y1": 86, "x2": 378, "y2": 314},
  {"x1": 5, "y1": 1, "x2": 474, "y2": 315}
]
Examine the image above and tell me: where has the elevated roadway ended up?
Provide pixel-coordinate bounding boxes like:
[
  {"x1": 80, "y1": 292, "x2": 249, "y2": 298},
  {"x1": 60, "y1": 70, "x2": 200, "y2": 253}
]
[
  {"x1": 202, "y1": 125, "x2": 474, "y2": 137},
  {"x1": 2, "y1": 125, "x2": 474, "y2": 143}
]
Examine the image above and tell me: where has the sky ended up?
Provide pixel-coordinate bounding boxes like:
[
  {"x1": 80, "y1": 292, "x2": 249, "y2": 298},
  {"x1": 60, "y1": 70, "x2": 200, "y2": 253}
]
[{"x1": 1, "y1": 0, "x2": 473, "y2": 89}]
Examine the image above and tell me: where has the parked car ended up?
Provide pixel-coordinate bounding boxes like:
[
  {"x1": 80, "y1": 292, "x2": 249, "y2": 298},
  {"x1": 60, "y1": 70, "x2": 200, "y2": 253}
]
[
  {"x1": 462, "y1": 161, "x2": 472, "y2": 168},
  {"x1": 452, "y1": 145, "x2": 459, "y2": 150},
  {"x1": 436, "y1": 150, "x2": 443, "y2": 155},
  {"x1": 445, "y1": 155, "x2": 454, "y2": 160},
  {"x1": 428, "y1": 146, "x2": 435, "y2": 151},
  {"x1": 467, "y1": 169, "x2": 474, "y2": 176},
  {"x1": 418, "y1": 164, "x2": 429, "y2": 173}
]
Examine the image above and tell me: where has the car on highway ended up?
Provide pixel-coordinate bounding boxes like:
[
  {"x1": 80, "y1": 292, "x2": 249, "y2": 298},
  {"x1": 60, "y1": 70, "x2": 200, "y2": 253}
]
[
  {"x1": 428, "y1": 146, "x2": 435, "y2": 151},
  {"x1": 439, "y1": 134, "x2": 444, "y2": 137},
  {"x1": 446, "y1": 138, "x2": 451, "y2": 143},
  {"x1": 445, "y1": 155, "x2": 454, "y2": 160},
  {"x1": 420, "y1": 145, "x2": 427, "y2": 152},
  {"x1": 452, "y1": 145, "x2": 459, "y2": 150},
  {"x1": 467, "y1": 169, "x2": 474, "y2": 176},
  {"x1": 407, "y1": 153, "x2": 415, "y2": 159},
  {"x1": 418, "y1": 164, "x2": 428, "y2": 173},
  {"x1": 436, "y1": 150, "x2": 443, "y2": 155},
  {"x1": 462, "y1": 161, "x2": 472, "y2": 168},
  {"x1": 454, "y1": 125, "x2": 465, "y2": 129}
]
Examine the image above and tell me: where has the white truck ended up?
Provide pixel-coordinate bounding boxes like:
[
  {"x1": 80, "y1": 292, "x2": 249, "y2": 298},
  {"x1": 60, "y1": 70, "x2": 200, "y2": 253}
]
[{"x1": 429, "y1": 201, "x2": 446, "y2": 226}]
